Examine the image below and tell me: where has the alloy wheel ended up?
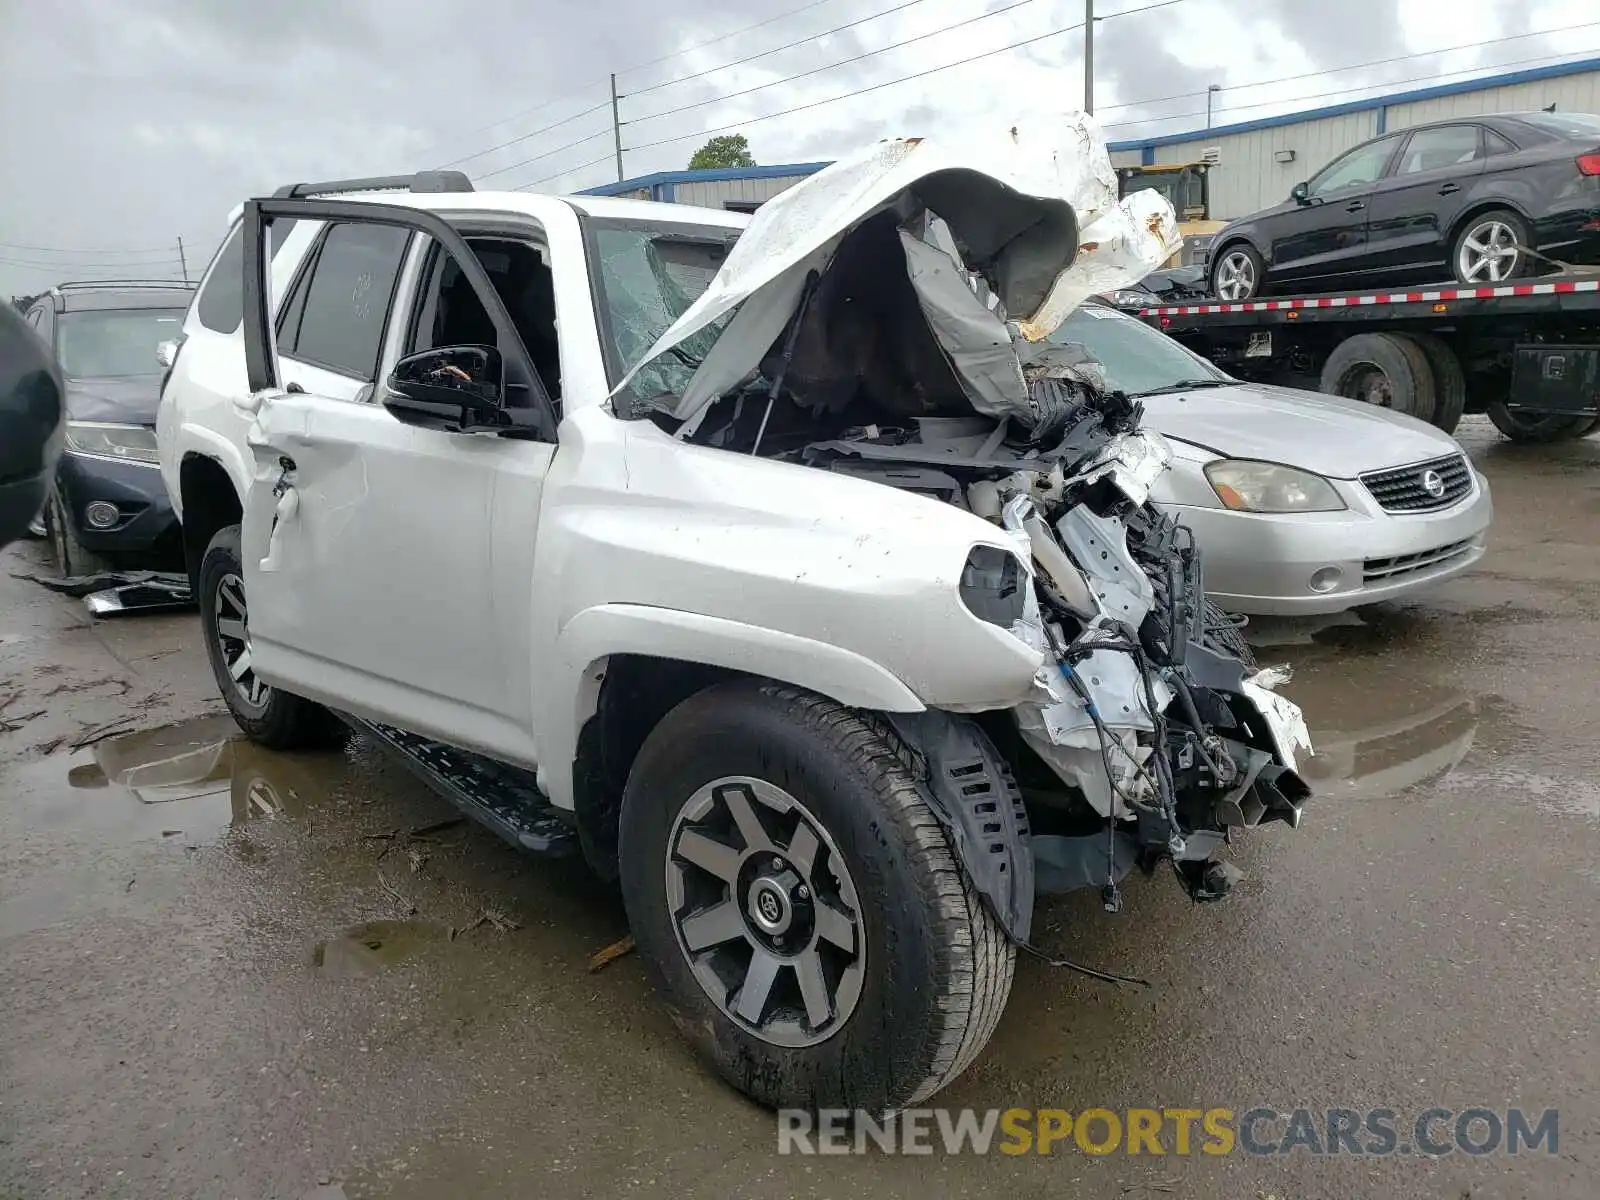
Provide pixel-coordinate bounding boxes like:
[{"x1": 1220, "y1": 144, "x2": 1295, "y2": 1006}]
[
  {"x1": 664, "y1": 776, "x2": 866, "y2": 1048},
  {"x1": 214, "y1": 572, "x2": 271, "y2": 711},
  {"x1": 1458, "y1": 220, "x2": 1520, "y2": 283},
  {"x1": 1214, "y1": 250, "x2": 1257, "y2": 300}
]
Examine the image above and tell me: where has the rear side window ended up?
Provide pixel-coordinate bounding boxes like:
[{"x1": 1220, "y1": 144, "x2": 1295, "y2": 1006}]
[
  {"x1": 197, "y1": 225, "x2": 245, "y2": 333},
  {"x1": 284, "y1": 222, "x2": 411, "y2": 380},
  {"x1": 1485, "y1": 129, "x2": 1518, "y2": 156},
  {"x1": 195, "y1": 218, "x2": 301, "y2": 335}
]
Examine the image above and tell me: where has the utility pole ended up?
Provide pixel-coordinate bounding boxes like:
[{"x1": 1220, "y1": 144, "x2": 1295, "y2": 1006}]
[
  {"x1": 610, "y1": 73, "x2": 624, "y2": 182},
  {"x1": 1083, "y1": 0, "x2": 1094, "y2": 115},
  {"x1": 1206, "y1": 83, "x2": 1221, "y2": 129},
  {"x1": 177, "y1": 237, "x2": 189, "y2": 283}
]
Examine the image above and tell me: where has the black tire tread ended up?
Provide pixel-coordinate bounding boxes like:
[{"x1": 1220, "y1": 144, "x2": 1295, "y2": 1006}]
[
  {"x1": 1319, "y1": 331, "x2": 1436, "y2": 423},
  {"x1": 1400, "y1": 331, "x2": 1467, "y2": 435},
  {"x1": 623, "y1": 681, "x2": 1013, "y2": 1111},
  {"x1": 44, "y1": 489, "x2": 109, "y2": 577},
  {"x1": 1485, "y1": 402, "x2": 1597, "y2": 443},
  {"x1": 199, "y1": 525, "x2": 347, "y2": 751}
]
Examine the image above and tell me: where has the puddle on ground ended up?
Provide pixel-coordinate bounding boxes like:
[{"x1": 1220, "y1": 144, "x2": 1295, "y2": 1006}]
[
  {"x1": 2, "y1": 712, "x2": 343, "y2": 849},
  {"x1": 1300, "y1": 689, "x2": 1479, "y2": 799},
  {"x1": 312, "y1": 919, "x2": 447, "y2": 978}
]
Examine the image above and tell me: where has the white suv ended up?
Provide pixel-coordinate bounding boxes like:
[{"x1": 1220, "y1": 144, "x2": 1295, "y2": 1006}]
[{"x1": 158, "y1": 132, "x2": 1310, "y2": 1113}]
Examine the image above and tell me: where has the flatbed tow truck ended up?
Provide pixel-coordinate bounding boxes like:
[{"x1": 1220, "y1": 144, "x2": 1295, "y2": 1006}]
[{"x1": 1135, "y1": 273, "x2": 1600, "y2": 442}]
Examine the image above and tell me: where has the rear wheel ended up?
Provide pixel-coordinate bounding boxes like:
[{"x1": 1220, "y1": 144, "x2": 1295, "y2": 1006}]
[
  {"x1": 619, "y1": 680, "x2": 1013, "y2": 1112},
  {"x1": 1401, "y1": 332, "x2": 1467, "y2": 435},
  {"x1": 198, "y1": 524, "x2": 347, "y2": 750},
  {"x1": 1452, "y1": 209, "x2": 1532, "y2": 285},
  {"x1": 1485, "y1": 403, "x2": 1599, "y2": 442},
  {"x1": 42, "y1": 488, "x2": 110, "y2": 578},
  {"x1": 1318, "y1": 332, "x2": 1437, "y2": 424}
]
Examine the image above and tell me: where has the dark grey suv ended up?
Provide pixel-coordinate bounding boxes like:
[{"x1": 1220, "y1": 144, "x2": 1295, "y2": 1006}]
[
  {"x1": 1207, "y1": 111, "x2": 1600, "y2": 299},
  {"x1": 22, "y1": 280, "x2": 194, "y2": 573}
]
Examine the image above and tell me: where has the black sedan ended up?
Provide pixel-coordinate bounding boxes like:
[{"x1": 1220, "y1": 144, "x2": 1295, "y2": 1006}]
[{"x1": 1207, "y1": 110, "x2": 1600, "y2": 300}]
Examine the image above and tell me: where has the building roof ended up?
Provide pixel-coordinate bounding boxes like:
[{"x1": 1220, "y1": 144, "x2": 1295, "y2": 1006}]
[
  {"x1": 1105, "y1": 54, "x2": 1600, "y2": 152},
  {"x1": 581, "y1": 55, "x2": 1600, "y2": 195},
  {"x1": 577, "y1": 162, "x2": 833, "y2": 196}
]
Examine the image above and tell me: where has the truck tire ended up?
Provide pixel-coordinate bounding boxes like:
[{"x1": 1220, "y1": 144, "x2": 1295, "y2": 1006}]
[
  {"x1": 1400, "y1": 332, "x2": 1467, "y2": 435},
  {"x1": 1318, "y1": 332, "x2": 1438, "y2": 424},
  {"x1": 1485, "y1": 403, "x2": 1599, "y2": 442},
  {"x1": 619, "y1": 680, "x2": 1013, "y2": 1113},
  {"x1": 1209, "y1": 242, "x2": 1264, "y2": 301},
  {"x1": 1451, "y1": 208, "x2": 1533, "y2": 285},
  {"x1": 43, "y1": 488, "x2": 110, "y2": 578},
  {"x1": 197, "y1": 524, "x2": 348, "y2": 750}
]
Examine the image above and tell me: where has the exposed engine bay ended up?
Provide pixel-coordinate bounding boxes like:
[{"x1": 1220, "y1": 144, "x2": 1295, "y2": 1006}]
[{"x1": 615, "y1": 118, "x2": 1313, "y2": 934}]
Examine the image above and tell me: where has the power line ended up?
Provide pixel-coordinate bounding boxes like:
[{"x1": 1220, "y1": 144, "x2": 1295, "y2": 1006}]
[
  {"x1": 623, "y1": 0, "x2": 1186, "y2": 155},
  {"x1": 625, "y1": 0, "x2": 1040, "y2": 126},
  {"x1": 474, "y1": 127, "x2": 615, "y2": 183},
  {"x1": 0, "y1": 254, "x2": 184, "y2": 271},
  {"x1": 436, "y1": 99, "x2": 613, "y2": 170},
  {"x1": 617, "y1": 0, "x2": 843, "y2": 79},
  {"x1": 513, "y1": 153, "x2": 616, "y2": 192},
  {"x1": 624, "y1": 0, "x2": 936, "y2": 102},
  {"x1": 421, "y1": 0, "x2": 853, "y2": 170},
  {"x1": 0, "y1": 239, "x2": 187, "y2": 256},
  {"x1": 1102, "y1": 42, "x2": 1600, "y2": 132},
  {"x1": 1100, "y1": 18, "x2": 1600, "y2": 117}
]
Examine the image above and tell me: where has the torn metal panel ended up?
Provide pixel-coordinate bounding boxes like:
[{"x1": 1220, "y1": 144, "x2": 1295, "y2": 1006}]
[
  {"x1": 621, "y1": 113, "x2": 1175, "y2": 423},
  {"x1": 1055, "y1": 504, "x2": 1157, "y2": 626}
]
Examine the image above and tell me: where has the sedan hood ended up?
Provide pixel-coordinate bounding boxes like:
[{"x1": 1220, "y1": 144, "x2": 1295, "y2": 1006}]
[
  {"x1": 616, "y1": 113, "x2": 1181, "y2": 426},
  {"x1": 63, "y1": 375, "x2": 162, "y2": 425},
  {"x1": 1144, "y1": 381, "x2": 1462, "y2": 478}
]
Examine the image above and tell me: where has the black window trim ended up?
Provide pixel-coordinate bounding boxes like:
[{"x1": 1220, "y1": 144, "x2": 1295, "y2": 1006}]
[
  {"x1": 242, "y1": 197, "x2": 558, "y2": 442},
  {"x1": 1307, "y1": 132, "x2": 1404, "y2": 196},
  {"x1": 1392, "y1": 122, "x2": 1487, "y2": 177}
]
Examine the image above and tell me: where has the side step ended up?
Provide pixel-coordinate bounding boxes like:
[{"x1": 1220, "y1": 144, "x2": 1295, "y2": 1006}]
[{"x1": 342, "y1": 715, "x2": 578, "y2": 857}]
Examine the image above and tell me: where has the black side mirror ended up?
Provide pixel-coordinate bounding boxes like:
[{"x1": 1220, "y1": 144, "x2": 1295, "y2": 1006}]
[
  {"x1": 1290, "y1": 181, "x2": 1310, "y2": 205},
  {"x1": 384, "y1": 345, "x2": 509, "y2": 433}
]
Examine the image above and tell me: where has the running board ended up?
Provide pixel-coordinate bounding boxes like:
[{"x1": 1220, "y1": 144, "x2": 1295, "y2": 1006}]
[{"x1": 341, "y1": 715, "x2": 578, "y2": 857}]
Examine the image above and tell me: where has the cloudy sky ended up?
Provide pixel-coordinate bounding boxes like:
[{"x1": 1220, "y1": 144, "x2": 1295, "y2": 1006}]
[{"x1": 2, "y1": 0, "x2": 1595, "y2": 297}]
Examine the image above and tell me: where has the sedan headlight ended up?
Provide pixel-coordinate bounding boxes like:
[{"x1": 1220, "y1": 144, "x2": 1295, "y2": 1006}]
[
  {"x1": 64, "y1": 421, "x2": 160, "y2": 465},
  {"x1": 1103, "y1": 288, "x2": 1162, "y2": 309},
  {"x1": 1204, "y1": 459, "x2": 1346, "y2": 512}
]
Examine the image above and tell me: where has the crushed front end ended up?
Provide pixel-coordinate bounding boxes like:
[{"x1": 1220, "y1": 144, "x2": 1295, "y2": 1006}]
[{"x1": 612, "y1": 113, "x2": 1312, "y2": 933}]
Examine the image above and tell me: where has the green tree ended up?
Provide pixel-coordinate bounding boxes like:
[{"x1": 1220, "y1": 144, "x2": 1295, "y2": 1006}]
[{"x1": 688, "y1": 134, "x2": 755, "y2": 171}]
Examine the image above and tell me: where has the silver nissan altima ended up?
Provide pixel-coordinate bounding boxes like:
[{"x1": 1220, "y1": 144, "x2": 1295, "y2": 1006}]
[{"x1": 1052, "y1": 304, "x2": 1493, "y2": 615}]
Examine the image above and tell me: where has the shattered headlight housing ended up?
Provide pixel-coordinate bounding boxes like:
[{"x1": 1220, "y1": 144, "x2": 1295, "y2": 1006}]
[
  {"x1": 1204, "y1": 459, "x2": 1346, "y2": 513},
  {"x1": 959, "y1": 545, "x2": 1028, "y2": 629},
  {"x1": 64, "y1": 421, "x2": 160, "y2": 465}
]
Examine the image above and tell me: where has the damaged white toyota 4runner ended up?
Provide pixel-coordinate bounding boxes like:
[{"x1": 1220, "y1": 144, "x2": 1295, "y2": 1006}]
[{"x1": 157, "y1": 116, "x2": 1310, "y2": 1113}]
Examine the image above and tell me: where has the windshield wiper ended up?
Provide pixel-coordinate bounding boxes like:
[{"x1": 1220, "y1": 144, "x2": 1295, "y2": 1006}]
[{"x1": 1129, "y1": 379, "x2": 1233, "y2": 397}]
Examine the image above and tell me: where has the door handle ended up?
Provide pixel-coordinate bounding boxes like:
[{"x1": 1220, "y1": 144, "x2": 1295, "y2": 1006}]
[
  {"x1": 1438, "y1": 183, "x2": 1461, "y2": 195},
  {"x1": 1346, "y1": 201, "x2": 1367, "y2": 212}
]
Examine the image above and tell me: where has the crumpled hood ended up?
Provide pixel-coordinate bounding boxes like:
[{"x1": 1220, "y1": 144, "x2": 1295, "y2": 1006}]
[
  {"x1": 63, "y1": 375, "x2": 162, "y2": 425},
  {"x1": 615, "y1": 113, "x2": 1181, "y2": 423},
  {"x1": 1146, "y1": 381, "x2": 1465, "y2": 478}
]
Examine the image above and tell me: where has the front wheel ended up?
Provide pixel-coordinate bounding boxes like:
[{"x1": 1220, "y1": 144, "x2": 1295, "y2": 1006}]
[
  {"x1": 43, "y1": 488, "x2": 109, "y2": 577},
  {"x1": 619, "y1": 681, "x2": 1014, "y2": 1112},
  {"x1": 197, "y1": 524, "x2": 347, "y2": 750},
  {"x1": 1210, "y1": 243, "x2": 1263, "y2": 301}
]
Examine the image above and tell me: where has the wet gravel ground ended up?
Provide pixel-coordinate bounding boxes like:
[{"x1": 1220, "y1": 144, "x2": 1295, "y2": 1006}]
[{"x1": 1, "y1": 417, "x2": 1596, "y2": 1200}]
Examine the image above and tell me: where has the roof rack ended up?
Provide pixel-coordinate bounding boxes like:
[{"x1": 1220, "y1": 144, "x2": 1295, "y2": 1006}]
[
  {"x1": 50, "y1": 280, "x2": 196, "y2": 292},
  {"x1": 272, "y1": 171, "x2": 474, "y2": 199}
]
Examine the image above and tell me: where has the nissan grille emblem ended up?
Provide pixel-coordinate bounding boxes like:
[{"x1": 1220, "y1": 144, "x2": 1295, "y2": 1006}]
[{"x1": 1421, "y1": 469, "x2": 1446, "y2": 498}]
